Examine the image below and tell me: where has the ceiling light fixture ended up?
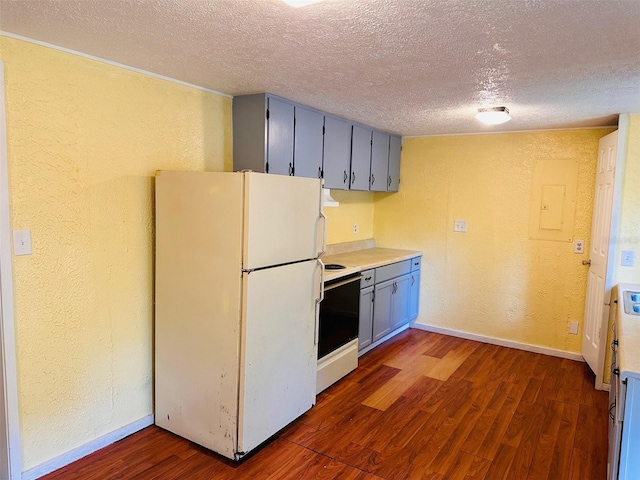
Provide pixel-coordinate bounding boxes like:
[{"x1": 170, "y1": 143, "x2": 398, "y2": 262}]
[
  {"x1": 281, "y1": 0, "x2": 324, "y2": 7},
  {"x1": 475, "y1": 106, "x2": 511, "y2": 125}
]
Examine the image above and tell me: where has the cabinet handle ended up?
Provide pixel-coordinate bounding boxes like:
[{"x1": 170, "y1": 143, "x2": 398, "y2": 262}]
[
  {"x1": 318, "y1": 166, "x2": 322, "y2": 179},
  {"x1": 365, "y1": 276, "x2": 372, "y2": 282},
  {"x1": 610, "y1": 401, "x2": 616, "y2": 420},
  {"x1": 352, "y1": 171, "x2": 356, "y2": 184},
  {"x1": 371, "y1": 174, "x2": 375, "y2": 186},
  {"x1": 343, "y1": 170, "x2": 348, "y2": 184},
  {"x1": 289, "y1": 163, "x2": 294, "y2": 176},
  {"x1": 388, "y1": 175, "x2": 392, "y2": 188},
  {"x1": 411, "y1": 275, "x2": 415, "y2": 286}
]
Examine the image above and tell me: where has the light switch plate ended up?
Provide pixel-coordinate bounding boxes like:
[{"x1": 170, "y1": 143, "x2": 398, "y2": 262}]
[
  {"x1": 454, "y1": 220, "x2": 467, "y2": 233},
  {"x1": 622, "y1": 250, "x2": 635, "y2": 267},
  {"x1": 13, "y1": 229, "x2": 32, "y2": 256},
  {"x1": 573, "y1": 240, "x2": 585, "y2": 254},
  {"x1": 569, "y1": 321, "x2": 579, "y2": 335}
]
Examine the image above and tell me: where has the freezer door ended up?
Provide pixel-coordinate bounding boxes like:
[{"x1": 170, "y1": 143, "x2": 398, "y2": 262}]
[
  {"x1": 243, "y1": 172, "x2": 324, "y2": 270},
  {"x1": 237, "y1": 260, "x2": 321, "y2": 455}
]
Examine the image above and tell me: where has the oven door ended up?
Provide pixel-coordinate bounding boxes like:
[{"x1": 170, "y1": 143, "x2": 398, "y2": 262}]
[{"x1": 318, "y1": 274, "x2": 360, "y2": 359}]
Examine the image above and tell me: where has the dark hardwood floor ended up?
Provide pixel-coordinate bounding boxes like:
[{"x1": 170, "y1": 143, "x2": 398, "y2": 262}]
[{"x1": 42, "y1": 329, "x2": 608, "y2": 479}]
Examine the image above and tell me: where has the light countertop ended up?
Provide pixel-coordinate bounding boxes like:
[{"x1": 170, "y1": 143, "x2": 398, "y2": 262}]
[
  {"x1": 616, "y1": 283, "x2": 640, "y2": 381},
  {"x1": 321, "y1": 247, "x2": 422, "y2": 283}
]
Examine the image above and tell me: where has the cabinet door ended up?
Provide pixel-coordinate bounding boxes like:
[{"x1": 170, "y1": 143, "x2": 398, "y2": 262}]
[
  {"x1": 388, "y1": 135, "x2": 401, "y2": 192},
  {"x1": 350, "y1": 125, "x2": 372, "y2": 191},
  {"x1": 373, "y1": 279, "x2": 393, "y2": 342},
  {"x1": 267, "y1": 96, "x2": 295, "y2": 176},
  {"x1": 391, "y1": 274, "x2": 411, "y2": 330},
  {"x1": 294, "y1": 106, "x2": 324, "y2": 179},
  {"x1": 359, "y1": 286, "x2": 374, "y2": 351},
  {"x1": 370, "y1": 131, "x2": 390, "y2": 192},
  {"x1": 408, "y1": 270, "x2": 420, "y2": 321},
  {"x1": 323, "y1": 116, "x2": 352, "y2": 189}
]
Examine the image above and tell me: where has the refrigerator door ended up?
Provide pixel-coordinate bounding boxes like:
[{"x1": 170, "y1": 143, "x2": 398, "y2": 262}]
[
  {"x1": 237, "y1": 259, "x2": 322, "y2": 455},
  {"x1": 155, "y1": 171, "x2": 244, "y2": 459},
  {"x1": 243, "y1": 172, "x2": 324, "y2": 270}
]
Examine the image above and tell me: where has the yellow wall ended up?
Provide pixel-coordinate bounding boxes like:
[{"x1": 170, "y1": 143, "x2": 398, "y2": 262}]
[
  {"x1": 0, "y1": 37, "x2": 232, "y2": 470},
  {"x1": 324, "y1": 190, "x2": 374, "y2": 244},
  {"x1": 374, "y1": 129, "x2": 613, "y2": 354},
  {"x1": 613, "y1": 115, "x2": 640, "y2": 284}
]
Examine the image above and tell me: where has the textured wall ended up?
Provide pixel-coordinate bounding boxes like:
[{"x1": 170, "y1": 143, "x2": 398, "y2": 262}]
[
  {"x1": 324, "y1": 190, "x2": 374, "y2": 245},
  {"x1": 0, "y1": 37, "x2": 231, "y2": 469},
  {"x1": 613, "y1": 115, "x2": 640, "y2": 285},
  {"x1": 374, "y1": 129, "x2": 612, "y2": 354}
]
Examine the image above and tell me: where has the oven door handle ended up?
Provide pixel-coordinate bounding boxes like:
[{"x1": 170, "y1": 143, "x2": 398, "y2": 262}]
[{"x1": 324, "y1": 275, "x2": 362, "y2": 292}]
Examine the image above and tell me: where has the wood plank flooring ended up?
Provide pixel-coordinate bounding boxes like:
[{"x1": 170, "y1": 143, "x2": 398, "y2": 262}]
[{"x1": 42, "y1": 329, "x2": 608, "y2": 479}]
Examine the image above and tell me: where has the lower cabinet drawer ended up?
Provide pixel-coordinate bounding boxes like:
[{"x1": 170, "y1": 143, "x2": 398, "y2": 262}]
[{"x1": 376, "y1": 260, "x2": 411, "y2": 284}]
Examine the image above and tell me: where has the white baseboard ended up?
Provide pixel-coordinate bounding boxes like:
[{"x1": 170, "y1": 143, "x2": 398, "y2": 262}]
[
  {"x1": 410, "y1": 323, "x2": 585, "y2": 362},
  {"x1": 22, "y1": 414, "x2": 154, "y2": 480}
]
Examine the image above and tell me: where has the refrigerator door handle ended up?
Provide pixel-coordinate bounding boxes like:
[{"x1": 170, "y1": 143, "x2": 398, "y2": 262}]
[
  {"x1": 314, "y1": 259, "x2": 324, "y2": 345},
  {"x1": 318, "y1": 210, "x2": 327, "y2": 257},
  {"x1": 317, "y1": 184, "x2": 327, "y2": 257}
]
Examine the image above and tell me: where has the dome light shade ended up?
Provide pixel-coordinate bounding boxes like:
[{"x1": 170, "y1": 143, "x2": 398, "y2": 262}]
[
  {"x1": 475, "y1": 106, "x2": 511, "y2": 125},
  {"x1": 282, "y1": 0, "x2": 324, "y2": 6}
]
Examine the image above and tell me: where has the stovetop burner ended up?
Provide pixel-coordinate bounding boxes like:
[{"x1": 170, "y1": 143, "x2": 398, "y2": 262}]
[{"x1": 324, "y1": 264, "x2": 346, "y2": 270}]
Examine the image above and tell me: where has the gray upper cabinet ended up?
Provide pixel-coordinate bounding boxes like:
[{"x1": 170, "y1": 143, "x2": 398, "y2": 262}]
[
  {"x1": 294, "y1": 106, "x2": 324, "y2": 179},
  {"x1": 350, "y1": 125, "x2": 372, "y2": 191},
  {"x1": 323, "y1": 116, "x2": 352, "y2": 189},
  {"x1": 232, "y1": 93, "x2": 294, "y2": 176},
  {"x1": 267, "y1": 96, "x2": 295, "y2": 176},
  {"x1": 233, "y1": 93, "x2": 402, "y2": 191},
  {"x1": 387, "y1": 135, "x2": 401, "y2": 192},
  {"x1": 370, "y1": 131, "x2": 390, "y2": 192}
]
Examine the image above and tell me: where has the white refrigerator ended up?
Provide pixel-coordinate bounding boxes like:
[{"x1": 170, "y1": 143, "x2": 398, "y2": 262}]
[{"x1": 154, "y1": 170, "x2": 325, "y2": 460}]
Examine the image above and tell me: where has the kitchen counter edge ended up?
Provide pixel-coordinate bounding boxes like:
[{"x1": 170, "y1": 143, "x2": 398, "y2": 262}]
[
  {"x1": 616, "y1": 283, "x2": 640, "y2": 381},
  {"x1": 321, "y1": 248, "x2": 422, "y2": 283}
]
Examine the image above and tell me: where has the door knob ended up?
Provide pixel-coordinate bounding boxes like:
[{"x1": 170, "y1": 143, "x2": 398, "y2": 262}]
[{"x1": 582, "y1": 260, "x2": 591, "y2": 266}]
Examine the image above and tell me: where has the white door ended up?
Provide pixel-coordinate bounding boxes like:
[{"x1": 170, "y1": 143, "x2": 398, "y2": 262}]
[
  {"x1": 583, "y1": 131, "x2": 618, "y2": 381},
  {"x1": 237, "y1": 259, "x2": 321, "y2": 455},
  {"x1": 243, "y1": 172, "x2": 323, "y2": 270}
]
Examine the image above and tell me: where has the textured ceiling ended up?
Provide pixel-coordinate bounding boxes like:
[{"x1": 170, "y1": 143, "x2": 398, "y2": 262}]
[{"x1": 1, "y1": 0, "x2": 639, "y2": 136}]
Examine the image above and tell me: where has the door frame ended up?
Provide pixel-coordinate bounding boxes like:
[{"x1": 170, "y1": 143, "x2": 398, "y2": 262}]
[
  {"x1": 0, "y1": 59, "x2": 23, "y2": 479},
  {"x1": 594, "y1": 115, "x2": 629, "y2": 390}
]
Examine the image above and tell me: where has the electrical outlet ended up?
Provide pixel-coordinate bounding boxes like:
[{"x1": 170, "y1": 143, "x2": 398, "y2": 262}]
[
  {"x1": 574, "y1": 240, "x2": 585, "y2": 254},
  {"x1": 569, "y1": 321, "x2": 579, "y2": 335},
  {"x1": 454, "y1": 220, "x2": 467, "y2": 233},
  {"x1": 622, "y1": 250, "x2": 635, "y2": 267},
  {"x1": 13, "y1": 229, "x2": 32, "y2": 256},
  {"x1": 353, "y1": 223, "x2": 358, "y2": 234}
]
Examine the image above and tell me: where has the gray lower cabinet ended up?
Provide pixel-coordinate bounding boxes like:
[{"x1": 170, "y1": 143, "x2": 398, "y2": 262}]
[
  {"x1": 408, "y1": 270, "x2": 420, "y2": 321},
  {"x1": 372, "y1": 279, "x2": 394, "y2": 342},
  {"x1": 293, "y1": 105, "x2": 324, "y2": 179},
  {"x1": 390, "y1": 274, "x2": 411, "y2": 330},
  {"x1": 323, "y1": 116, "x2": 352, "y2": 189},
  {"x1": 359, "y1": 286, "x2": 374, "y2": 350},
  {"x1": 370, "y1": 131, "x2": 390, "y2": 192},
  {"x1": 359, "y1": 257, "x2": 421, "y2": 353},
  {"x1": 350, "y1": 125, "x2": 372, "y2": 191}
]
